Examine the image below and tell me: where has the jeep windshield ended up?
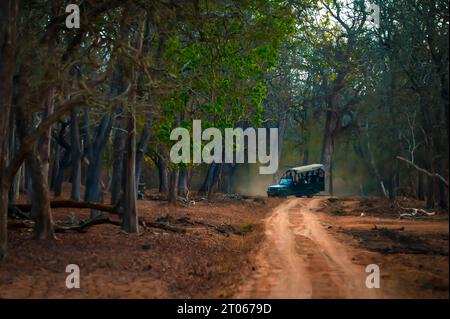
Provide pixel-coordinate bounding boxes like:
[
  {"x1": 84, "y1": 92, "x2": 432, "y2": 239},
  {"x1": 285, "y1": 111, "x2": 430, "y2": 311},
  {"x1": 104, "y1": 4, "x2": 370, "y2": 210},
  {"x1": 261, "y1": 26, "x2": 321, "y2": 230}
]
[{"x1": 279, "y1": 178, "x2": 292, "y2": 185}]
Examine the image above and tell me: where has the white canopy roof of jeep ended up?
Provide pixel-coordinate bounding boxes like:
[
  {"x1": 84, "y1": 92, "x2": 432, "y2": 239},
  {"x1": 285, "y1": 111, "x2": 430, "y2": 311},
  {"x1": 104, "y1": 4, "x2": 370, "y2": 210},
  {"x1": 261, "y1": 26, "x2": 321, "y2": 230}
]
[{"x1": 289, "y1": 164, "x2": 324, "y2": 173}]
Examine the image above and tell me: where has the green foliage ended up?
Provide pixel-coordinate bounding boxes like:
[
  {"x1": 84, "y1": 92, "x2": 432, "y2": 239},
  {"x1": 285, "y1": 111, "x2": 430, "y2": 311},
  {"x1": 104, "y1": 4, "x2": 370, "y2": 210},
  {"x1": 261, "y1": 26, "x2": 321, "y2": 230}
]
[{"x1": 153, "y1": 0, "x2": 294, "y2": 149}]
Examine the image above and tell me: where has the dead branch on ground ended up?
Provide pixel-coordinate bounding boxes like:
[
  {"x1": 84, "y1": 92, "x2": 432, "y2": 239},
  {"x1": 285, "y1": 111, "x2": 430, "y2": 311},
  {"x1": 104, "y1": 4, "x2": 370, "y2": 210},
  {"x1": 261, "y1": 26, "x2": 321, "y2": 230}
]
[{"x1": 397, "y1": 205, "x2": 436, "y2": 219}]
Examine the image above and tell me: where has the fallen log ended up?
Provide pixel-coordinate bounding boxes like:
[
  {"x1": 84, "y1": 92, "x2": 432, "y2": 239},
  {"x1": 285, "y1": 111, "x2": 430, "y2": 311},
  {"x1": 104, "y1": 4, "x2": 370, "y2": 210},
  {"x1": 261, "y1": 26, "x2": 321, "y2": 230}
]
[
  {"x1": 143, "y1": 221, "x2": 185, "y2": 233},
  {"x1": 9, "y1": 199, "x2": 120, "y2": 214},
  {"x1": 8, "y1": 204, "x2": 242, "y2": 235},
  {"x1": 54, "y1": 214, "x2": 122, "y2": 233},
  {"x1": 8, "y1": 206, "x2": 33, "y2": 220},
  {"x1": 9, "y1": 214, "x2": 185, "y2": 234}
]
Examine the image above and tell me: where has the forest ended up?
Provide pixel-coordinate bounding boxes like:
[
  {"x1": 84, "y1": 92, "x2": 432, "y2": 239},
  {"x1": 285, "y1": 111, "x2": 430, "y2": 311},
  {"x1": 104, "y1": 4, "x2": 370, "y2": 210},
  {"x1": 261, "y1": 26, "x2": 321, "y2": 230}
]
[{"x1": 0, "y1": 0, "x2": 448, "y2": 299}]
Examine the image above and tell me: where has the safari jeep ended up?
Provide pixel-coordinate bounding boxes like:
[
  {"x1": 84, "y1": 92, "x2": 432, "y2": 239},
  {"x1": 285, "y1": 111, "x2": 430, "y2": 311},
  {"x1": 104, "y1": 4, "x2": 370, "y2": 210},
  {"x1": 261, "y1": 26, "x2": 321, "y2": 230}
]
[{"x1": 267, "y1": 164, "x2": 325, "y2": 198}]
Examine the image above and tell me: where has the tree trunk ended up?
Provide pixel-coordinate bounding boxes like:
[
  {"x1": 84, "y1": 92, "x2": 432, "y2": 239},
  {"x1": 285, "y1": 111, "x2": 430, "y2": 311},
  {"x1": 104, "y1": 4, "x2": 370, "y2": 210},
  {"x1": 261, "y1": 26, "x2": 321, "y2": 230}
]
[
  {"x1": 207, "y1": 163, "x2": 222, "y2": 199},
  {"x1": 388, "y1": 168, "x2": 399, "y2": 202},
  {"x1": 9, "y1": 164, "x2": 21, "y2": 204},
  {"x1": 426, "y1": 175, "x2": 435, "y2": 209},
  {"x1": 0, "y1": 0, "x2": 19, "y2": 258},
  {"x1": 50, "y1": 136, "x2": 60, "y2": 190},
  {"x1": 70, "y1": 108, "x2": 81, "y2": 201},
  {"x1": 110, "y1": 126, "x2": 125, "y2": 205},
  {"x1": 199, "y1": 163, "x2": 217, "y2": 195},
  {"x1": 320, "y1": 109, "x2": 338, "y2": 195},
  {"x1": 25, "y1": 159, "x2": 32, "y2": 203},
  {"x1": 27, "y1": 151, "x2": 55, "y2": 239},
  {"x1": 38, "y1": 88, "x2": 54, "y2": 184},
  {"x1": 365, "y1": 120, "x2": 388, "y2": 197},
  {"x1": 84, "y1": 157, "x2": 103, "y2": 213},
  {"x1": 168, "y1": 169, "x2": 179, "y2": 205},
  {"x1": 418, "y1": 93, "x2": 437, "y2": 209},
  {"x1": 51, "y1": 120, "x2": 69, "y2": 194},
  {"x1": 277, "y1": 114, "x2": 287, "y2": 169},
  {"x1": 135, "y1": 113, "x2": 152, "y2": 190},
  {"x1": 0, "y1": 182, "x2": 8, "y2": 259},
  {"x1": 417, "y1": 172, "x2": 425, "y2": 200},
  {"x1": 122, "y1": 110, "x2": 138, "y2": 232},
  {"x1": 81, "y1": 109, "x2": 93, "y2": 186},
  {"x1": 108, "y1": 60, "x2": 126, "y2": 205},
  {"x1": 53, "y1": 149, "x2": 70, "y2": 197},
  {"x1": 388, "y1": 175, "x2": 395, "y2": 201},
  {"x1": 329, "y1": 158, "x2": 334, "y2": 196},
  {"x1": 122, "y1": 15, "x2": 143, "y2": 230},
  {"x1": 220, "y1": 163, "x2": 236, "y2": 194},
  {"x1": 178, "y1": 167, "x2": 189, "y2": 197},
  {"x1": 438, "y1": 179, "x2": 448, "y2": 209},
  {"x1": 84, "y1": 114, "x2": 113, "y2": 217},
  {"x1": 156, "y1": 153, "x2": 169, "y2": 194},
  {"x1": 8, "y1": 122, "x2": 21, "y2": 204},
  {"x1": 15, "y1": 90, "x2": 55, "y2": 235}
]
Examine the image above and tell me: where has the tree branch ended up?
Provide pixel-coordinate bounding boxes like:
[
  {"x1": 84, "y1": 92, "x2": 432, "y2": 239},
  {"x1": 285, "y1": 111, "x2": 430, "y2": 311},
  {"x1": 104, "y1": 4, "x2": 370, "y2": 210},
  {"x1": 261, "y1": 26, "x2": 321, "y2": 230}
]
[
  {"x1": 396, "y1": 156, "x2": 449, "y2": 188},
  {"x1": 6, "y1": 98, "x2": 86, "y2": 181}
]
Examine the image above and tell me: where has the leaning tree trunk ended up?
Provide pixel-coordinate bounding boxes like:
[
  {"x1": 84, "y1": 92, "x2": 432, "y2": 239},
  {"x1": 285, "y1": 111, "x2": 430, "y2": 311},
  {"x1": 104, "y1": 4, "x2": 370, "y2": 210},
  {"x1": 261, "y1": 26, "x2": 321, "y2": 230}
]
[{"x1": 15, "y1": 90, "x2": 55, "y2": 236}]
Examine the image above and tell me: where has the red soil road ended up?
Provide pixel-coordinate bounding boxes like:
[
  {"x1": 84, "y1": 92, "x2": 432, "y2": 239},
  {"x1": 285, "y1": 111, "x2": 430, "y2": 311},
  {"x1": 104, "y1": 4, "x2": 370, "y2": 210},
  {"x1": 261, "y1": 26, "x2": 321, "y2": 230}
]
[{"x1": 237, "y1": 198, "x2": 381, "y2": 298}]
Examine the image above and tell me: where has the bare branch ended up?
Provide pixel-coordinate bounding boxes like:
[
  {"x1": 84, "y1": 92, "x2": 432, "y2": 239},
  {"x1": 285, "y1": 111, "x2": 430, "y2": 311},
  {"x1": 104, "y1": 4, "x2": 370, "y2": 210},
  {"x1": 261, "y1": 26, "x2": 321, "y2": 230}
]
[
  {"x1": 6, "y1": 98, "x2": 86, "y2": 181},
  {"x1": 396, "y1": 156, "x2": 449, "y2": 188}
]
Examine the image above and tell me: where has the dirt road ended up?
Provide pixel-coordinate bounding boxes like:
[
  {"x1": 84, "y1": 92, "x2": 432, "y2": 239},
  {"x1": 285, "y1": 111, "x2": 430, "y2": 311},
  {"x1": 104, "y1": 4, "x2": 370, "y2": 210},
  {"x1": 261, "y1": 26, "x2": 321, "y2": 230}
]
[{"x1": 237, "y1": 197, "x2": 381, "y2": 298}]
